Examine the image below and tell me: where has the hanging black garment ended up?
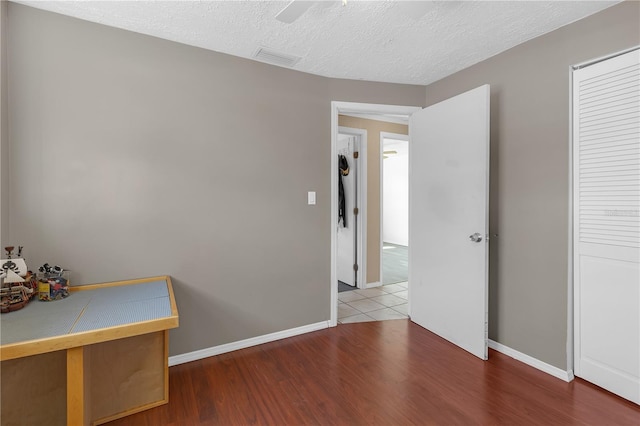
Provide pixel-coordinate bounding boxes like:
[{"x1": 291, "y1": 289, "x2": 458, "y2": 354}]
[{"x1": 338, "y1": 154, "x2": 350, "y2": 227}]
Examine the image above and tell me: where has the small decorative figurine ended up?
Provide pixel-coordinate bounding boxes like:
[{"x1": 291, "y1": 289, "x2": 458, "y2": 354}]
[
  {"x1": 37, "y1": 263, "x2": 70, "y2": 301},
  {"x1": 0, "y1": 246, "x2": 37, "y2": 313},
  {"x1": 4, "y1": 246, "x2": 14, "y2": 259}
]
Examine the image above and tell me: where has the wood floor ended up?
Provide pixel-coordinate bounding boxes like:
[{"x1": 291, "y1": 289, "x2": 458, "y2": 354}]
[{"x1": 107, "y1": 320, "x2": 639, "y2": 425}]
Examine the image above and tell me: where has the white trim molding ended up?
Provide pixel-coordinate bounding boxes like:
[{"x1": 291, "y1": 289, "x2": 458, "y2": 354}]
[
  {"x1": 169, "y1": 321, "x2": 330, "y2": 367},
  {"x1": 489, "y1": 340, "x2": 574, "y2": 382}
]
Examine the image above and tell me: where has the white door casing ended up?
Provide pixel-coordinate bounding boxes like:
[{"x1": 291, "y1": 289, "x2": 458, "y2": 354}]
[
  {"x1": 409, "y1": 85, "x2": 490, "y2": 360},
  {"x1": 573, "y1": 48, "x2": 640, "y2": 404}
]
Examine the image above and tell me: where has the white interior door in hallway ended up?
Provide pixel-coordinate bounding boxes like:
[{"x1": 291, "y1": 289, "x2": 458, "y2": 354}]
[
  {"x1": 573, "y1": 48, "x2": 640, "y2": 405},
  {"x1": 382, "y1": 135, "x2": 409, "y2": 247},
  {"x1": 381, "y1": 133, "x2": 409, "y2": 287},
  {"x1": 337, "y1": 133, "x2": 359, "y2": 287}
]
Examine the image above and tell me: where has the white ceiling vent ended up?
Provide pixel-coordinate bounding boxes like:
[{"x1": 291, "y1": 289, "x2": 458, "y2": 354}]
[{"x1": 253, "y1": 47, "x2": 302, "y2": 68}]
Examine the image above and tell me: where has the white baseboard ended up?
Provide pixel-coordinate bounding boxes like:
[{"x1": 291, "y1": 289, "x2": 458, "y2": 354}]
[
  {"x1": 488, "y1": 340, "x2": 574, "y2": 382},
  {"x1": 365, "y1": 281, "x2": 381, "y2": 288},
  {"x1": 169, "y1": 320, "x2": 330, "y2": 367}
]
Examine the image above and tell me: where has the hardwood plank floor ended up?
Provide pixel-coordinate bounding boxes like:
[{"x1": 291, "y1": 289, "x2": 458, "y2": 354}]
[{"x1": 107, "y1": 320, "x2": 639, "y2": 425}]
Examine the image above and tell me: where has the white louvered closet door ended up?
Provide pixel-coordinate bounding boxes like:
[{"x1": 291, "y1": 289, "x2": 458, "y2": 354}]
[{"x1": 573, "y1": 48, "x2": 640, "y2": 405}]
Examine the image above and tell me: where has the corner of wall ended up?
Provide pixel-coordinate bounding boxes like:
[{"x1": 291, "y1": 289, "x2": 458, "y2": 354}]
[{"x1": 0, "y1": 0, "x2": 9, "y2": 248}]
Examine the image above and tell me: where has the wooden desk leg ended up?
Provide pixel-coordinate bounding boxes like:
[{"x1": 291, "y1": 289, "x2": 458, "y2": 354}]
[
  {"x1": 164, "y1": 329, "x2": 170, "y2": 403},
  {"x1": 67, "y1": 346, "x2": 91, "y2": 426}
]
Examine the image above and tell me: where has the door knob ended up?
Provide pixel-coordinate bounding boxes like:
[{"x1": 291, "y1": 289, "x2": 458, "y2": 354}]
[{"x1": 469, "y1": 233, "x2": 483, "y2": 243}]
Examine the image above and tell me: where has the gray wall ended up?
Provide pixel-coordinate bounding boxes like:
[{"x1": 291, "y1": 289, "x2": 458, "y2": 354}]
[
  {"x1": 4, "y1": 4, "x2": 424, "y2": 356},
  {"x1": 6, "y1": 1, "x2": 637, "y2": 369},
  {"x1": 424, "y1": 1, "x2": 640, "y2": 369}
]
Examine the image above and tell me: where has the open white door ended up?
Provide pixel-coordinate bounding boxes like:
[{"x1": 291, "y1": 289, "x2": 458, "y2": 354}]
[{"x1": 410, "y1": 85, "x2": 490, "y2": 360}]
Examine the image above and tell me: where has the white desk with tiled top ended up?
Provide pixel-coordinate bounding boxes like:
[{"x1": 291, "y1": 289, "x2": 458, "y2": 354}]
[{"x1": 0, "y1": 276, "x2": 179, "y2": 426}]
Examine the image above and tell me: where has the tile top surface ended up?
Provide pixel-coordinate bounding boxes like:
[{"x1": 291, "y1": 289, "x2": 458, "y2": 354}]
[{"x1": 1, "y1": 280, "x2": 171, "y2": 345}]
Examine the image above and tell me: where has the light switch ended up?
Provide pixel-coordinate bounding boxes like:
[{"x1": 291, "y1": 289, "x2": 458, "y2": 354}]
[{"x1": 308, "y1": 191, "x2": 316, "y2": 205}]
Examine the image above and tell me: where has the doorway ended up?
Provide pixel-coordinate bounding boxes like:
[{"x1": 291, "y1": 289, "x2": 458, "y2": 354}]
[
  {"x1": 381, "y1": 132, "x2": 409, "y2": 287},
  {"x1": 330, "y1": 102, "x2": 420, "y2": 326},
  {"x1": 331, "y1": 86, "x2": 491, "y2": 361}
]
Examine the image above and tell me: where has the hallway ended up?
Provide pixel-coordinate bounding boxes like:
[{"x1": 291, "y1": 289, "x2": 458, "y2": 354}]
[{"x1": 338, "y1": 282, "x2": 408, "y2": 323}]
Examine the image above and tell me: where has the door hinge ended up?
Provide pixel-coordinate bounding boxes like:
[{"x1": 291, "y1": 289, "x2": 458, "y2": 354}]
[
  {"x1": 353, "y1": 263, "x2": 359, "y2": 272},
  {"x1": 353, "y1": 207, "x2": 359, "y2": 216},
  {"x1": 353, "y1": 151, "x2": 359, "y2": 159}
]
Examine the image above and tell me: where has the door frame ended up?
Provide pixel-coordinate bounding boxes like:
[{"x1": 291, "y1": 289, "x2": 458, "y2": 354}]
[
  {"x1": 330, "y1": 102, "x2": 421, "y2": 326},
  {"x1": 338, "y1": 126, "x2": 367, "y2": 290},
  {"x1": 379, "y1": 131, "x2": 410, "y2": 287}
]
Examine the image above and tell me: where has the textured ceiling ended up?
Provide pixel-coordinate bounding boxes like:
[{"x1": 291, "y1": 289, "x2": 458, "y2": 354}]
[{"x1": 14, "y1": 0, "x2": 620, "y2": 85}]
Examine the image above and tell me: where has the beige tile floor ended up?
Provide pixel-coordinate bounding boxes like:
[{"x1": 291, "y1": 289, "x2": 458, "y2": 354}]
[{"x1": 338, "y1": 282, "x2": 408, "y2": 324}]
